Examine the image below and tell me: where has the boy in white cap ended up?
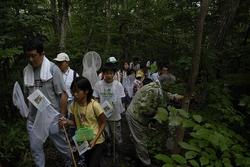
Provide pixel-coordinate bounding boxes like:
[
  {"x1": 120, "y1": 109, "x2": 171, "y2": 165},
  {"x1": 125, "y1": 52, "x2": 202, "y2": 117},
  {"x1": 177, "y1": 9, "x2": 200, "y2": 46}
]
[
  {"x1": 98, "y1": 56, "x2": 121, "y2": 82},
  {"x1": 93, "y1": 62, "x2": 125, "y2": 159}
]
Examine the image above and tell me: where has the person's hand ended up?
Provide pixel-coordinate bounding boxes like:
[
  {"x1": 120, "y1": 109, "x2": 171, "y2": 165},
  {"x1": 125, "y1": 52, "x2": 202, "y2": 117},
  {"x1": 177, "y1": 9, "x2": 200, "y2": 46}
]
[
  {"x1": 174, "y1": 94, "x2": 184, "y2": 102},
  {"x1": 58, "y1": 116, "x2": 68, "y2": 128}
]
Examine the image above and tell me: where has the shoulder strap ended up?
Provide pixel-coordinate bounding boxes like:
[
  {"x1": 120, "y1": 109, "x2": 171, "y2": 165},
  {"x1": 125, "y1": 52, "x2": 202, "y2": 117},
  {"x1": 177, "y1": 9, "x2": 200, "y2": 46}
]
[{"x1": 73, "y1": 70, "x2": 77, "y2": 80}]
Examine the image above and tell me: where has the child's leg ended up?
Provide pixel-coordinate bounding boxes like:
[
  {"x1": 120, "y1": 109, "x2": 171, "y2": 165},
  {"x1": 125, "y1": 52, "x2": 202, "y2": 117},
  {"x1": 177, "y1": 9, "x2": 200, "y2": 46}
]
[
  {"x1": 27, "y1": 121, "x2": 45, "y2": 167},
  {"x1": 109, "y1": 120, "x2": 122, "y2": 163},
  {"x1": 108, "y1": 120, "x2": 122, "y2": 144},
  {"x1": 113, "y1": 120, "x2": 122, "y2": 145},
  {"x1": 86, "y1": 143, "x2": 105, "y2": 167}
]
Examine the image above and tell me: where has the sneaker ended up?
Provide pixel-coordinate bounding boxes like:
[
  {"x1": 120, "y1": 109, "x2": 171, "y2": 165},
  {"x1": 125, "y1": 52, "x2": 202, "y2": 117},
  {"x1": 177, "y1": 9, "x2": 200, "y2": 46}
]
[
  {"x1": 77, "y1": 159, "x2": 87, "y2": 167},
  {"x1": 77, "y1": 155, "x2": 87, "y2": 167}
]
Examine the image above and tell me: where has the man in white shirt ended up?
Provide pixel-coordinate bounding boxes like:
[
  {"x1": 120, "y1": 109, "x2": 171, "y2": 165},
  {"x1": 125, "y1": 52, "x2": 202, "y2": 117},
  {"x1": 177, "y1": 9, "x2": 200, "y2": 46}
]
[
  {"x1": 54, "y1": 52, "x2": 79, "y2": 143},
  {"x1": 54, "y1": 52, "x2": 79, "y2": 104},
  {"x1": 151, "y1": 63, "x2": 176, "y2": 82}
]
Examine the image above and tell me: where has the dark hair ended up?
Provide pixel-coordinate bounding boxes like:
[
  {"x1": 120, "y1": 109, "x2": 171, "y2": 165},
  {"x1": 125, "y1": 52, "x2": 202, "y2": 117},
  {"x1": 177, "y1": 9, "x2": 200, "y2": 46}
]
[
  {"x1": 70, "y1": 76, "x2": 93, "y2": 103},
  {"x1": 157, "y1": 62, "x2": 168, "y2": 71},
  {"x1": 102, "y1": 62, "x2": 116, "y2": 73},
  {"x1": 121, "y1": 61, "x2": 129, "y2": 71},
  {"x1": 142, "y1": 78, "x2": 153, "y2": 86},
  {"x1": 127, "y1": 69, "x2": 135, "y2": 75},
  {"x1": 23, "y1": 36, "x2": 44, "y2": 54}
]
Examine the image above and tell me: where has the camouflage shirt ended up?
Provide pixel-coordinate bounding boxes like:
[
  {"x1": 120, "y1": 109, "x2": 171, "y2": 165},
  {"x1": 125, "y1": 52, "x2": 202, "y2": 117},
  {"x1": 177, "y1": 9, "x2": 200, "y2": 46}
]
[{"x1": 127, "y1": 82, "x2": 167, "y2": 125}]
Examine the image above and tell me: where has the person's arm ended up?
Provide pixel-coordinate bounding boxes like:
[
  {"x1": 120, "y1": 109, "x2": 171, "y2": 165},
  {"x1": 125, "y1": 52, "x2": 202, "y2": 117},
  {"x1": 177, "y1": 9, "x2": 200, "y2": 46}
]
[
  {"x1": 90, "y1": 113, "x2": 106, "y2": 148},
  {"x1": 93, "y1": 82, "x2": 100, "y2": 103},
  {"x1": 167, "y1": 92, "x2": 184, "y2": 102},
  {"x1": 52, "y1": 64, "x2": 68, "y2": 116},
  {"x1": 59, "y1": 113, "x2": 76, "y2": 128},
  {"x1": 60, "y1": 91, "x2": 68, "y2": 116}
]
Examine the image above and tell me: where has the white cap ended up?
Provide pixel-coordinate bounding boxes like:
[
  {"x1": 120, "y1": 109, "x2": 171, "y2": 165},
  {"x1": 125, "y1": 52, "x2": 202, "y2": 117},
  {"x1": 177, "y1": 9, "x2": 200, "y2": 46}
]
[
  {"x1": 107, "y1": 56, "x2": 117, "y2": 63},
  {"x1": 53, "y1": 52, "x2": 70, "y2": 62}
]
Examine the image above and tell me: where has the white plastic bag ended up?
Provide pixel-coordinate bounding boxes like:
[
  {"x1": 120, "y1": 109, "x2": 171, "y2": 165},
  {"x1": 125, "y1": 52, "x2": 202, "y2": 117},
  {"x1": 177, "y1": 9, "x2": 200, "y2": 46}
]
[
  {"x1": 32, "y1": 105, "x2": 60, "y2": 142},
  {"x1": 12, "y1": 82, "x2": 29, "y2": 118},
  {"x1": 28, "y1": 89, "x2": 59, "y2": 142}
]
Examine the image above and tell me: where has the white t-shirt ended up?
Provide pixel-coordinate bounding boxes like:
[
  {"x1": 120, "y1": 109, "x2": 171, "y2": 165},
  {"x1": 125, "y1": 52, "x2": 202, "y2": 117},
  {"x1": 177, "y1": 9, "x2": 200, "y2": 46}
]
[
  {"x1": 151, "y1": 72, "x2": 160, "y2": 82},
  {"x1": 63, "y1": 68, "x2": 78, "y2": 102},
  {"x1": 122, "y1": 74, "x2": 135, "y2": 98},
  {"x1": 93, "y1": 80, "x2": 125, "y2": 121}
]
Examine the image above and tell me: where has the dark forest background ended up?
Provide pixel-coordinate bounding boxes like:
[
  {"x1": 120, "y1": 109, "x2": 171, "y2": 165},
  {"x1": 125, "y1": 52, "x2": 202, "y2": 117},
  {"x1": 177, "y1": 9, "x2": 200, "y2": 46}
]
[{"x1": 1, "y1": 0, "x2": 250, "y2": 166}]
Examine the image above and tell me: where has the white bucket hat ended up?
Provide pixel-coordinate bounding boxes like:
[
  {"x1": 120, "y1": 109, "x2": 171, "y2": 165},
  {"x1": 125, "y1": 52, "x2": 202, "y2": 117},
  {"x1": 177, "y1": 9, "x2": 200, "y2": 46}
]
[
  {"x1": 53, "y1": 52, "x2": 70, "y2": 62},
  {"x1": 107, "y1": 56, "x2": 117, "y2": 63}
]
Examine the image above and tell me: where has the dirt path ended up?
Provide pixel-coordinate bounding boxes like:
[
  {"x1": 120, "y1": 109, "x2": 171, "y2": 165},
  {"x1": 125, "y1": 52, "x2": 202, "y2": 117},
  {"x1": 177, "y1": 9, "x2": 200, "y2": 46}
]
[{"x1": 45, "y1": 113, "x2": 140, "y2": 167}]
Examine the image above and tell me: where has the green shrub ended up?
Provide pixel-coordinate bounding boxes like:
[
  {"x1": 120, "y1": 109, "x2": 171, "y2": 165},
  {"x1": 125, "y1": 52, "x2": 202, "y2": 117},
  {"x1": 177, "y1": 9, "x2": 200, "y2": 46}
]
[
  {"x1": 0, "y1": 119, "x2": 33, "y2": 167},
  {"x1": 154, "y1": 107, "x2": 250, "y2": 167}
]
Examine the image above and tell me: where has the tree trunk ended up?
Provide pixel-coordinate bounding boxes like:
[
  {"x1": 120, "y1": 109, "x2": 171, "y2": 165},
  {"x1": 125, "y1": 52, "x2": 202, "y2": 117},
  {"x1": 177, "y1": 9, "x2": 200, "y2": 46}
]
[
  {"x1": 50, "y1": 0, "x2": 60, "y2": 36},
  {"x1": 123, "y1": 0, "x2": 127, "y2": 10},
  {"x1": 85, "y1": 28, "x2": 93, "y2": 52},
  {"x1": 213, "y1": 0, "x2": 240, "y2": 49},
  {"x1": 186, "y1": 0, "x2": 209, "y2": 105},
  {"x1": 105, "y1": 0, "x2": 111, "y2": 52},
  {"x1": 173, "y1": 0, "x2": 209, "y2": 154},
  {"x1": 59, "y1": 0, "x2": 69, "y2": 51},
  {"x1": 206, "y1": 0, "x2": 240, "y2": 79},
  {"x1": 120, "y1": 0, "x2": 129, "y2": 60}
]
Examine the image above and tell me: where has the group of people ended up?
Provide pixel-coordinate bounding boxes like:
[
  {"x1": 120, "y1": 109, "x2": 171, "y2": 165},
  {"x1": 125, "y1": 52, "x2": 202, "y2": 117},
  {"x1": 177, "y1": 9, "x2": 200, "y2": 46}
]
[{"x1": 21, "y1": 36, "x2": 183, "y2": 167}]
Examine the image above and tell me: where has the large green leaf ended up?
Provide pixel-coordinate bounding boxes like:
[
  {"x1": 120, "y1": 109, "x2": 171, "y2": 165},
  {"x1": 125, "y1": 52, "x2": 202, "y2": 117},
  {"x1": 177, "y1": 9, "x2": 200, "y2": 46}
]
[
  {"x1": 154, "y1": 107, "x2": 168, "y2": 123},
  {"x1": 155, "y1": 154, "x2": 173, "y2": 164},
  {"x1": 188, "y1": 160, "x2": 200, "y2": 167},
  {"x1": 204, "y1": 148, "x2": 217, "y2": 160},
  {"x1": 177, "y1": 108, "x2": 189, "y2": 118},
  {"x1": 192, "y1": 128, "x2": 211, "y2": 141},
  {"x1": 169, "y1": 116, "x2": 183, "y2": 126},
  {"x1": 162, "y1": 164, "x2": 173, "y2": 167},
  {"x1": 193, "y1": 115, "x2": 202, "y2": 123},
  {"x1": 185, "y1": 151, "x2": 198, "y2": 159},
  {"x1": 200, "y1": 156, "x2": 209, "y2": 166},
  {"x1": 182, "y1": 119, "x2": 197, "y2": 128},
  {"x1": 171, "y1": 154, "x2": 187, "y2": 165},
  {"x1": 179, "y1": 141, "x2": 201, "y2": 152}
]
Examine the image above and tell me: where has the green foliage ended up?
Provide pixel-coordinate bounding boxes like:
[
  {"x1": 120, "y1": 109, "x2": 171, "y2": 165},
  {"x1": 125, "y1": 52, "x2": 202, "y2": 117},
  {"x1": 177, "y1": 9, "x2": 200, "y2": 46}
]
[
  {"x1": 200, "y1": 81, "x2": 244, "y2": 126},
  {"x1": 154, "y1": 107, "x2": 250, "y2": 167},
  {"x1": 0, "y1": 119, "x2": 32, "y2": 167},
  {"x1": 0, "y1": 48, "x2": 22, "y2": 59},
  {"x1": 146, "y1": 122, "x2": 169, "y2": 155},
  {"x1": 0, "y1": 0, "x2": 249, "y2": 166},
  {"x1": 154, "y1": 107, "x2": 169, "y2": 124},
  {"x1": 0, "y1": 0, "x2": 50, "y2": 59}
]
